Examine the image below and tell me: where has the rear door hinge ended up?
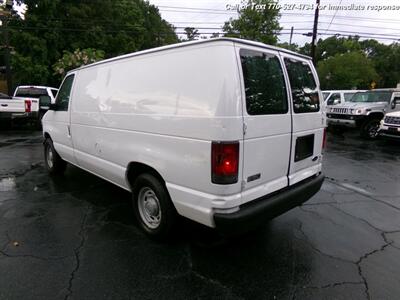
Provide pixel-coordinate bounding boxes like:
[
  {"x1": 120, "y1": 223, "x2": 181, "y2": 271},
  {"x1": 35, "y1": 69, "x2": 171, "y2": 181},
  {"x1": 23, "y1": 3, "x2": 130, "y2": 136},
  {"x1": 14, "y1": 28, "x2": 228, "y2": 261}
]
[{"x1": 243, "y1": 122, "x2": 247, "y2": 136}]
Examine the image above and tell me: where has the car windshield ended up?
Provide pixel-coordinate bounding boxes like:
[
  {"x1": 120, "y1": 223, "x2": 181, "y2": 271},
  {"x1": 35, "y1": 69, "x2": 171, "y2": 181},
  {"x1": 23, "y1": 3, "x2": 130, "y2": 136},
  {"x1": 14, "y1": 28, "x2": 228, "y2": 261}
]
[
  {"x1": 349, "y1": 91, "x2": 392, "y2": 103},
  {"x1": 15, "y1": 88, "x2": 47, "y2": 98}
]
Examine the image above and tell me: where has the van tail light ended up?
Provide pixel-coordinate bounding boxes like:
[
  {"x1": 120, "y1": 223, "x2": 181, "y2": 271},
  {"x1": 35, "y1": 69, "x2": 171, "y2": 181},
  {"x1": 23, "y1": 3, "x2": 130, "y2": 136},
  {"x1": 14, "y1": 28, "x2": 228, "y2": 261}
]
[
  {"x1": 322, "y1": 128, "x2": 327, "y2": 149},
  {"x1": 25, "y1": 100, "x2": 31, "y2": 113},
  {"x1": 211, "y1": 141, "x2": 239, "y2": 184}
]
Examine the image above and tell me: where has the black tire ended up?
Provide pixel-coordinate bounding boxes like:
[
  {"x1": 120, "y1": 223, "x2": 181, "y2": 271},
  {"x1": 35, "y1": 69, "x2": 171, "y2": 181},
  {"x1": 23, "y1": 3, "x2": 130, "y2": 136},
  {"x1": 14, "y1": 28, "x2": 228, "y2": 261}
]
[
  {"x1": 132, "y1": 173, "x2": 178, "y2": 240},
  {"x1": 361, "y1": 118, "x2": 381, "y2": 139},
  {"x1": 44, "y1": 138, "x2": 67, "y2": 175}
]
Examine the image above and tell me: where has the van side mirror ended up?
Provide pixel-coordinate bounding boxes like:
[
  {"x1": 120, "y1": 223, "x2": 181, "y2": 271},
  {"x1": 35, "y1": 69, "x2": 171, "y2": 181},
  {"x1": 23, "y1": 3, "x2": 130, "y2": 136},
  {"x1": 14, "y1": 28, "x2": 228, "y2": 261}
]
[
  {"x1": 392, "y1": 97, "x2": 400, "y2": 109},
  {"x1": 39, "y1": 95, "x2": 52, "y2": 110}
]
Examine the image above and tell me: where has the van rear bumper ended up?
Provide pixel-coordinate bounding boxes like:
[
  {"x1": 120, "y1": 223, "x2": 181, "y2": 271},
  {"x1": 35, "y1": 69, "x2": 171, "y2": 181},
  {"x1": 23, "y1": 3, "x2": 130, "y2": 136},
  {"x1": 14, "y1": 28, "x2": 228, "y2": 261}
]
[{"x1": 214, "y1": 173, "x2": 324, "y2": 234}]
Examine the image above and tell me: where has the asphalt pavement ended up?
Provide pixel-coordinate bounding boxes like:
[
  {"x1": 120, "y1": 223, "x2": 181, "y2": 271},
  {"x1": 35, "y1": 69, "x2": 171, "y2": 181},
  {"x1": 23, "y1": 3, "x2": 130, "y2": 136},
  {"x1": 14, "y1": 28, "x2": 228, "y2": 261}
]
[{"x1": 0, "y1": 128, "x2": 399, "y2": 300}]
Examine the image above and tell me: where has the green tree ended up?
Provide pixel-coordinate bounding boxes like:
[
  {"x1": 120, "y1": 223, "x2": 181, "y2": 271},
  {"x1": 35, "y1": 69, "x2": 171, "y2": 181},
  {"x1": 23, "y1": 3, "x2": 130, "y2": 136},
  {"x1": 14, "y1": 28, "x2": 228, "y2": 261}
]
[
  {"x1": 360, "y1": 40, "x2": 400, "y2": 88},
  {"x1": 53, "y1": 48, "x2": 105, "y2": 79},
  {"x1": 317, "y1": 51, "x2": 379, "y2": 90},
  {"x1": 183, "y1": 27, "x2": 199, "y2": 41},
  {"x1": 5, "y1": 0, "x2": 178, "y2": 89},
  {"x1": 223, "y1": 0, "x2": 281, "y2": 45},
  {"x1": 300, "y1": 36, "x2": 361, "y2": 62},
  {"x1": 277, "y1": 42, "x2": 299, "y2": 52}
]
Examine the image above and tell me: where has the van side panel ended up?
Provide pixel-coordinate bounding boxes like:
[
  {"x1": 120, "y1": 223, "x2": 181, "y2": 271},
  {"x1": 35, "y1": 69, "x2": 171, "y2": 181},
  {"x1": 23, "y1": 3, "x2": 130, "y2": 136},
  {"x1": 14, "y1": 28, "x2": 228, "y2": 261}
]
[{"x1": 70, "y1": 43, "x2": 243, "y2": 226}]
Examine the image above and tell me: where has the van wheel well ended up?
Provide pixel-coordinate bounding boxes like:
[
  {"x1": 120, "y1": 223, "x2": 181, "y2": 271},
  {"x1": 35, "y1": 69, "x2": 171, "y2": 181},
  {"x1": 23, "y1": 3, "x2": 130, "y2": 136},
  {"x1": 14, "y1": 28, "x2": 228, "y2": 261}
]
[{"x1": 126, "y1": 162, "x2": 165, "y2": 191}]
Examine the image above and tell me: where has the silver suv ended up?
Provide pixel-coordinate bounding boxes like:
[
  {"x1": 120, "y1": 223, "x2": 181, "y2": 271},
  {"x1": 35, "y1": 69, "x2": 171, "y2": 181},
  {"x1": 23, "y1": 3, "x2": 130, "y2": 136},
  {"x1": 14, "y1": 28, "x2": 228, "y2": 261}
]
[{"x1": 326, "y1": 89, "x2": 400, "y2": 139}]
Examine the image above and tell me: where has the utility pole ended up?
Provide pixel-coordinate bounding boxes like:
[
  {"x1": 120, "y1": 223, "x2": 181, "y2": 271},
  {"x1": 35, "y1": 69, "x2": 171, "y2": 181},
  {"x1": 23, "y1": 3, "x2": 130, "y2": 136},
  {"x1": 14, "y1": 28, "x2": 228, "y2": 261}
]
[
  {"x1": 3, "y1": 20, "x2": 12, "y2": 95},
  {"x1": 1, "y1": 0, "x2": 13, "y2": 95},
  {"x1": 311, "y1": 0, "x2": 320, "y2": 65},
  {"x1": 289, "y1": 26, "x2": 294, "y2": 46}
]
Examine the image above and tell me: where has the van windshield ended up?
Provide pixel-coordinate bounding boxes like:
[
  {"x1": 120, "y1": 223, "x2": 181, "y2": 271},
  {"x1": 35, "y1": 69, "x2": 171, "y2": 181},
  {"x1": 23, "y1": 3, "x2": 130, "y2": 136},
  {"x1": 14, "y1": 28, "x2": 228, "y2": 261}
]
[{"x1": 349, "y1": 91, "x2": 392, "y2": 103}]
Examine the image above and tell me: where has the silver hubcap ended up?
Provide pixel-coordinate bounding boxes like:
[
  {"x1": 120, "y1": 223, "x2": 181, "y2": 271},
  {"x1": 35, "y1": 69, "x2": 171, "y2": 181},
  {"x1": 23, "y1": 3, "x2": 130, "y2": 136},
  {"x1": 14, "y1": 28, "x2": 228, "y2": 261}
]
[
  {"x1": 46, "y1": 146, "x2": 54, "y2": 169},
  {"x1": 368, "y1": 123, "x2": 379, "y2": 138},
  {"x1": 138, "y1": 187, "x2": 161, "y2": 229}
]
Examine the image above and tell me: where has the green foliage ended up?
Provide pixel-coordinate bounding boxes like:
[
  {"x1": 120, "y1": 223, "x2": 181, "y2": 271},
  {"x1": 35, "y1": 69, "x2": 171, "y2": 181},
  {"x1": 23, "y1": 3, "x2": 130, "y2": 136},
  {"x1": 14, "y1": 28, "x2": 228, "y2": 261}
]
[
  {"x1": 360, "y1": 40, "x2": 400, "y2": 88},
  {"x1": 11, "y1": 52, "x2": 49, "y2": 86},
  {"x1": 277, "y1": 42, "x2": 299, "y2": 52},
  {"x1": 6, "y1": 0, "x2": 178, "y2": 89},
  {"x1": 223, "y1": 0, "x2": 281, "y2": 45},
  {"x1": 182, "y1": 27, "x2": 199, "y2": 41},
  {"x1": 53, "y1": 49, "x2": 105, "y2": 79},
  {"x1": 303, "y1": 36, "x2": 400, "y2": 88},
  {"x1": 317, "y1": 51, "x2": 379, "y2": 90}
]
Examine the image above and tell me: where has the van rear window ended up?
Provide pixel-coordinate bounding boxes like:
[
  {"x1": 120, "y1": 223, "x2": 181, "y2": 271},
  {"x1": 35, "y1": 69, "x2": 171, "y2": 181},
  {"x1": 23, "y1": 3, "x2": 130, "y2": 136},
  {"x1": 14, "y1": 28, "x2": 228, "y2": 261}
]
[
  {"x1": 284, "y1": 59, "x2": 320, "y2": 113},
  {"x1": 15, "y1": 88, "x2": 47, "y2": 98},
  {"x1": 240, "y1": 49, "x2": 288, "y2": 115}
]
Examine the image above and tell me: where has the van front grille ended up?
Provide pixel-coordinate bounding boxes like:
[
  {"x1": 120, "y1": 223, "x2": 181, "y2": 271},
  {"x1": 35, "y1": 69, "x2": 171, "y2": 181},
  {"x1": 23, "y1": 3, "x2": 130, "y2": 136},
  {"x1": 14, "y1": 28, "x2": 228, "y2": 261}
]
[
  {"x1": 332, "y1": 107, "x2": 349, "y2": 114},
  {"x1": 384, "y1": 116, "x2": 400, "y2": 126}
]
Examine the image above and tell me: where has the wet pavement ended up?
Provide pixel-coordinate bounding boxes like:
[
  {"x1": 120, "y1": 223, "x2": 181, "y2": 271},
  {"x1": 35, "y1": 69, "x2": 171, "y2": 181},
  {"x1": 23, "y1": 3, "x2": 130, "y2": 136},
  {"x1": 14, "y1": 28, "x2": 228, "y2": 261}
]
[{"x1": 0, "y1": 129, "x2": 399, "y2": 300}]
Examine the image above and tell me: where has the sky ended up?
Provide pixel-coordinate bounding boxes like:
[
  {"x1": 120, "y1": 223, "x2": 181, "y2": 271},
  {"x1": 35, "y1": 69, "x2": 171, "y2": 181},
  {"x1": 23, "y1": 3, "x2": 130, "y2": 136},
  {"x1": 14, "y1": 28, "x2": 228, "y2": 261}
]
[{"x1": 148, "y1": 0, "x2": 400, "y2": 45}]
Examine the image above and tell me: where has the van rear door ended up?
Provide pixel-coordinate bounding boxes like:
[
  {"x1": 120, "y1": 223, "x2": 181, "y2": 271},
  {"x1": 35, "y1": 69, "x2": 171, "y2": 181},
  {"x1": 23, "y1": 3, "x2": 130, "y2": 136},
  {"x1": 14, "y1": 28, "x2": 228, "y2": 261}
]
[
  {"x1": 281, "y1": 54, "x2": 324, "y2": 185},
  {"x1": 238, "y1": 47, "x2": 292, "y2": 204}
]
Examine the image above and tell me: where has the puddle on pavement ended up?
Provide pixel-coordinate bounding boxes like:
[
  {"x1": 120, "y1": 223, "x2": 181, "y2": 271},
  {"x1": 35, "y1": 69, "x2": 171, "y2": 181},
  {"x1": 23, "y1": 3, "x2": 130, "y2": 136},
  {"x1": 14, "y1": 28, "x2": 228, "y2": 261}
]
[
  {"x1": 5, "y1": 138, "x2": 28, "y2": 143},
  {"x1": 0, "y1": 176, "x2": 16, "y2": 192}
]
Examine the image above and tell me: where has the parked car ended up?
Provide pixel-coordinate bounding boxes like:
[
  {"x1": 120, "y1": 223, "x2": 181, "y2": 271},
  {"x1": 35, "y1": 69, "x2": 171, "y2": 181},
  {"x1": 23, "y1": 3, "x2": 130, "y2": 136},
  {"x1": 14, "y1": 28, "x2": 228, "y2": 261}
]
[
  {"x1": 323, "y1": 90, "x2": 365, "y2": 106},
  {"x1": 326, "y1": 89, "x2": 400, "y2": 139},
  {"x1": 42, "y1": 38, "x2": 325, "y2": 239},
  {"x1": 378, "y1": 109, "x2": 400, "y2": 140},
  {"x1": 0, "y1": 85, "x2": 58, "y2": 127}
]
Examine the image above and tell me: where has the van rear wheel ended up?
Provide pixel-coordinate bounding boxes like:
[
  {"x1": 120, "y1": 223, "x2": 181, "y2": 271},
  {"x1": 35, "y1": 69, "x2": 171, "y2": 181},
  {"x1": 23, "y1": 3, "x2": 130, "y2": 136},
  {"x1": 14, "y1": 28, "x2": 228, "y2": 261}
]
[
  {"x1": 132, "y1": 173, "x2": 177, "y2": 240},
  {"x1": 44, "y1": 138, "x2": 67, "y2": 175}
]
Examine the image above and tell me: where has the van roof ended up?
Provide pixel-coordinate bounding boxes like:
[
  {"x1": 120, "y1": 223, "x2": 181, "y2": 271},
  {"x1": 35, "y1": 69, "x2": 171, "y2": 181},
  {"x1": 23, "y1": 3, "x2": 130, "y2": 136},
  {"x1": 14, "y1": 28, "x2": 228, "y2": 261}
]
[{"x1": 70, "y1": 38, "x2": 311, "y2": 73}]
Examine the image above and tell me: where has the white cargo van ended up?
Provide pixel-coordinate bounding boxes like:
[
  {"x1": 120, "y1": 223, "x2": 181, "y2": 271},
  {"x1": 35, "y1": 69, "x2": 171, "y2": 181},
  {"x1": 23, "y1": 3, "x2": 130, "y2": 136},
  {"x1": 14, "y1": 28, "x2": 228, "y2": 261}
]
[{"x1": 42, "y1": 38, "x2": 325, "y2": 239}]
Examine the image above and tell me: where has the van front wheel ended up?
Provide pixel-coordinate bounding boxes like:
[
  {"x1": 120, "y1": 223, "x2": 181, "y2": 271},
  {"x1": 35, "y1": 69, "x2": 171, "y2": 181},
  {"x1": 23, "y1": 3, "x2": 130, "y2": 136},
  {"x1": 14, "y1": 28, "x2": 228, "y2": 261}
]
[
  {"x1": 44, "y1": 138, "x2": 67, "y2": 175},
  {"x1": 132, "y1": 174, "x2": 177, "y2": 240}
]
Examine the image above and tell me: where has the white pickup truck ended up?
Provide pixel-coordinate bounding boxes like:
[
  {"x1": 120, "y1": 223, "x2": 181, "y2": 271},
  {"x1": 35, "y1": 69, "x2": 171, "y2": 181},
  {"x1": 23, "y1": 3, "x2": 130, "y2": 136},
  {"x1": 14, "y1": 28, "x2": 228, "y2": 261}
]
[{"x1": 0, "y1": 86, "x2": 58, "y2": 126}]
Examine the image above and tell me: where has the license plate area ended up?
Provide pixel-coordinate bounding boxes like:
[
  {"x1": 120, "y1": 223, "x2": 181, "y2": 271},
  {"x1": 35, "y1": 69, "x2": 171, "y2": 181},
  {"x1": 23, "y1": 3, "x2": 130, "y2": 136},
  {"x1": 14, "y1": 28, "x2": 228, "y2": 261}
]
[
  {"x1": 388, "y1": 127, "x2": 398, "y2": 132},
  {"x1": 295, "y1": 134, "x2": 314, "y2": 162}
]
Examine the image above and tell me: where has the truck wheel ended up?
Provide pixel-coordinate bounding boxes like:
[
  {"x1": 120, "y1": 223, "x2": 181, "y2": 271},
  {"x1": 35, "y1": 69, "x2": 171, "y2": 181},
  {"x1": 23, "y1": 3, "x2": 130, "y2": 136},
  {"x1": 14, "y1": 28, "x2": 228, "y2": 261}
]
[
  {"x1": 132, "y1": 173, "x2": 177, "y2": 240},
  {"x1": 361, "y1": 118, "x2": 381, "y2": 139},
  {"x1": 44, "y1": 138, "x2": 67, "y2": 175}
]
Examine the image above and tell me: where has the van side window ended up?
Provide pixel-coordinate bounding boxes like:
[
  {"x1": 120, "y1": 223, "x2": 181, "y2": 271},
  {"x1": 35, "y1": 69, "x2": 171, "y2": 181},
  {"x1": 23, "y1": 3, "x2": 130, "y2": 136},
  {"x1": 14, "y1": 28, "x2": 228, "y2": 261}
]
[
  {"x1": 240, "y1": 49, "x2": 288, "y2": 115},
  {"x1": 55, "y1": 75, "x2": 75, "y2": 111},
  {"x1": 284, "y1": 59, "x2": 320, "y2": 113},
  {"x1": 327, "y1": 93, "x2": 341, "y2": 105}
]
